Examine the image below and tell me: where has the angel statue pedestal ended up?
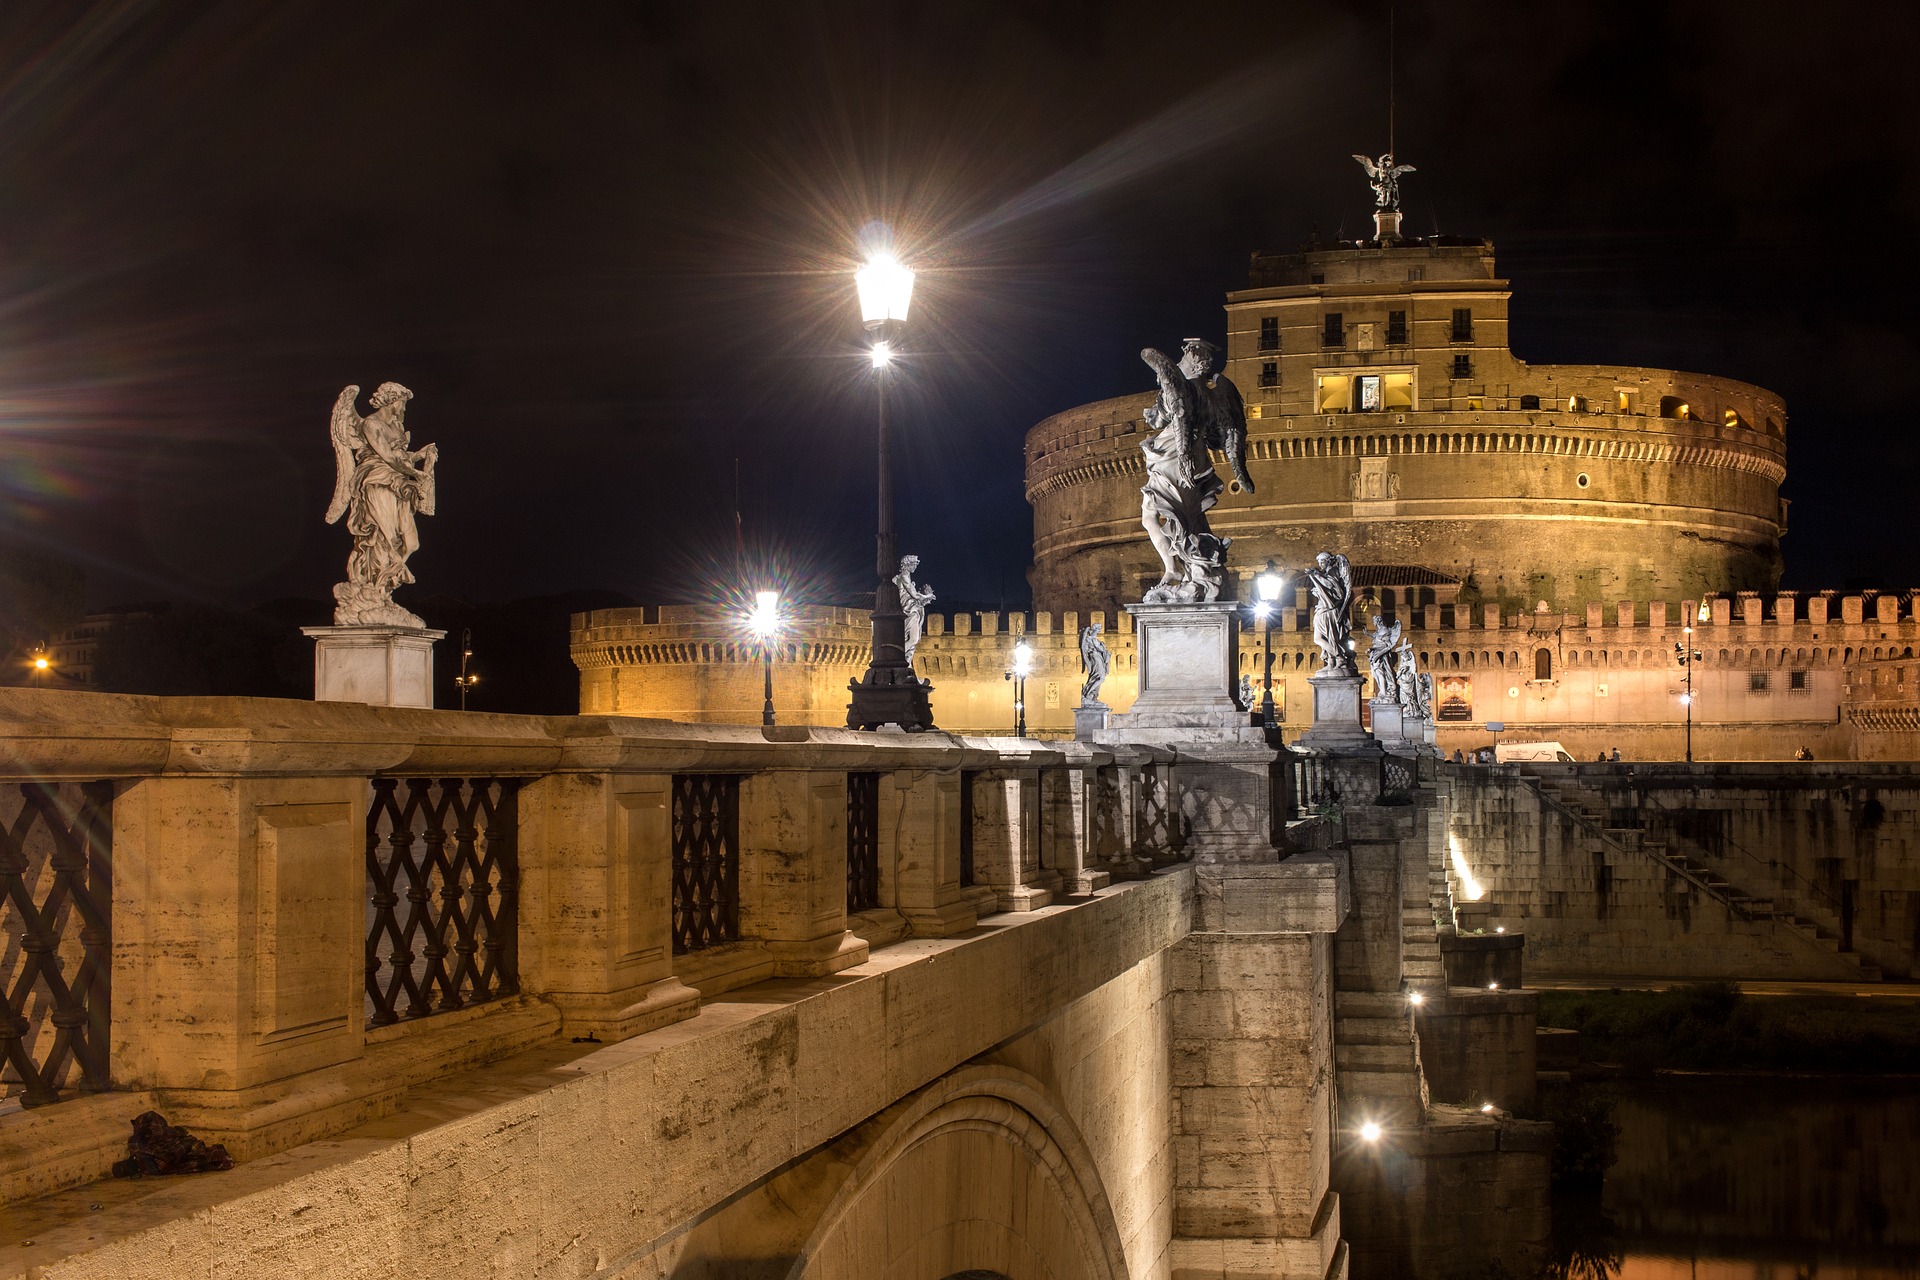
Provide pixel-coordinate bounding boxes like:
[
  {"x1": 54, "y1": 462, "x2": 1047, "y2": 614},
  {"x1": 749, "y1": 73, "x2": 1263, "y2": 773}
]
[
  {"x1": 302, "y1": 625, "x2": 444, "y2": 709},
  {"x1": 1369, "y1": 696, "x2": 1404, "y2": 744},
  {"x1": 1299, "y1": 671, "x2": 1378, "y2": 753},
  {"x1": 308, "y1": 380, "x2": 444, "y2": 709},
  {"x1": 1110, "y1": 603, "x2": 1243, "y2": 730}
]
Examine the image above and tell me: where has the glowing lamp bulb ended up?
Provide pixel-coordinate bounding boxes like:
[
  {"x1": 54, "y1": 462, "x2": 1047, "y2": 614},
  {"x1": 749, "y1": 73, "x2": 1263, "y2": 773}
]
[
  {"x1": 1407, "y1": 991, "x2": 1425, "y2": 1007},
  {"x1": 870, "y1": 340, "x2": 893, "y2": 369},
  {"x1": 1481, "y1": 1102, "x2": 1496, "y2": 1113},
  {"x1": 1679, "y1": 693, "x2": 1692, "y2": 706},
  {"x1": 1359, "y1": 1121, "x2": 1382, "y2": 1143},
  {"x1": 1487, "y1": 981, "x2": 1500, "y2": 990},
  {"x1": 1256, "y1": 561, "x2": 1284, "y2": 603},
  {"x1": 856, "y1": 251, "x2": 915, "y2": 325},
  {"x1": 1013, "y1": 640, "x2": 1033, "y2": 678},
  {"x1": 33, "y1": 657, "x2": 48, "y2": 670},
  {"x1": 750, "y1": 589, "x2": 780, "y2": 638}
]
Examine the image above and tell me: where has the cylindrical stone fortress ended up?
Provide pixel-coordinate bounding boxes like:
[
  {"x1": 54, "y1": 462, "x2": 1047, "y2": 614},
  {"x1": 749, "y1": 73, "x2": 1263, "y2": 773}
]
[{"x1": 1027, "y1": 237, "x2": 1786, "y2": 615}]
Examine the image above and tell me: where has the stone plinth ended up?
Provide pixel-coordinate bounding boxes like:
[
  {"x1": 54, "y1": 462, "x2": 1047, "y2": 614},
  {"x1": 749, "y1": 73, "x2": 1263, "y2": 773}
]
[
  {"x1": 302, "y1": 625, "x2": 444, "y2": 708},
  {"x1": 1073, "y1": 701, "x2": 1110, "y2": 740},
  {"x1": 1110, "y1": 601, "x2": 1240, "y2": 730},
  {"x1": 1300, "y1": 670, "x2": 1379, "y2": 753},
  {"x1": 1370, "y1": 697, "x2": 1403, "y2": 743}
]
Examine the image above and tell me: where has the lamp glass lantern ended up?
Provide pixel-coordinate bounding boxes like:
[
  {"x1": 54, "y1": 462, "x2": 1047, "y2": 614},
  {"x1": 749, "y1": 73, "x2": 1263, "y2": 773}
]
[
  {"x1": 856, "y1": 254, "x2": 915, "y2": 326},
  {"x1": 1253, "y1": 559, "x2": 1285, "y2": 728}
]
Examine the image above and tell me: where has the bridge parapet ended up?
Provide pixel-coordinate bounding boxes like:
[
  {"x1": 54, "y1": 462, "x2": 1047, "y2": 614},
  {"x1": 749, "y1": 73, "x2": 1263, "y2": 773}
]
[{"x1": 0, "y1": 688, "x2": 1188, "y2": 1205}]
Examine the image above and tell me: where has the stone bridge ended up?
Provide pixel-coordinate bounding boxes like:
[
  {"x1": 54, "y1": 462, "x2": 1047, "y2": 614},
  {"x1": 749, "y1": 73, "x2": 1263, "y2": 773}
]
[{"x1": 0, "y1": 690, "x2": 1546, "y2": 1280}]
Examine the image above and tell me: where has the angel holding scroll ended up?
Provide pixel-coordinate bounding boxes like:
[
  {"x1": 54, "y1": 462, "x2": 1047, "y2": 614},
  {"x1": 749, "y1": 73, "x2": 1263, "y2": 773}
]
[{"x1": 324, "y1": 382, "x2": 437, "y2": 628}]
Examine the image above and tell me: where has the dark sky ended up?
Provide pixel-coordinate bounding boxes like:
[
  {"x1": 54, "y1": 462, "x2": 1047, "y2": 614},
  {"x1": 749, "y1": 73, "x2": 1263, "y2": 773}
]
[{"x1": 0, "y1": 0, "x2": 1915, "y2": 615}]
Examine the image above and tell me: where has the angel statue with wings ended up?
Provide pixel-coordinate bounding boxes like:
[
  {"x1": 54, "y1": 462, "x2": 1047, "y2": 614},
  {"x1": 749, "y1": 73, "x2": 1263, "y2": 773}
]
[
  {"x1": 1353, "y1": 152, "x2": 1416, "y2": 210},
  {"x1": 324, "y1": 382, "x2": 437, "y2": 628},
  {"x1": 1137, "y1": 339, "x2": 1253, "y2": 605},
  {"x1": 1079, "y1": 621, "x2": 1111, "y2": 705},
  {"x1": 1366, "y1": 614, "x2": 1403, "y2": 703},
  {"x1": 1307, "y1": 551, "x2": 1359, "y2": 676}
]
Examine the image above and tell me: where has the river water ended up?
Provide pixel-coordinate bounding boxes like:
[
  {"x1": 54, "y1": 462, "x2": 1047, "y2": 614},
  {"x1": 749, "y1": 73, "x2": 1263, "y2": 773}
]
[{"x1": 1570, "y1": 1075, "x2": 1920, "y2": 1279}]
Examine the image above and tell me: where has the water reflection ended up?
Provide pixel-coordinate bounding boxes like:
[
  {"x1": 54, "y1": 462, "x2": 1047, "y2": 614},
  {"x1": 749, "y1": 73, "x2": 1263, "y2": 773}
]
[{"x1": 1567, "y1": 1076, "x2": 1920, "y2": 1279}]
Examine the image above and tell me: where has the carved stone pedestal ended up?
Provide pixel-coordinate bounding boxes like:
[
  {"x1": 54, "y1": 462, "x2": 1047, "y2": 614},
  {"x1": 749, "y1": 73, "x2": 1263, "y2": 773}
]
[
  {"x1": 302, "y1": 626, "x2": 444, "y2": 709},
  {"x1": 1073, "y1": 701, "x2": 1110, "y2": 741},
  {"x1": 1369, "y1": 697, "x2": 1403, "y2": 743},
  {"x1": 1110, "y1": 601, "x2": 1241, "y2": 730},
  {"x1": 1299, "y1": 671, "x2": 1380, "y2": 753}
]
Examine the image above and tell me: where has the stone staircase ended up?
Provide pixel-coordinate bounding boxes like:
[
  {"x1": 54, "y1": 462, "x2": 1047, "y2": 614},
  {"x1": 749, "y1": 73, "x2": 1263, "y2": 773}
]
[
  {"x1": 1530, "y1": 775, "x2": 1882, "y2": 982},
  {"x1": 1333, "y1": 990, "x2": 1429, "y2": 1109}
]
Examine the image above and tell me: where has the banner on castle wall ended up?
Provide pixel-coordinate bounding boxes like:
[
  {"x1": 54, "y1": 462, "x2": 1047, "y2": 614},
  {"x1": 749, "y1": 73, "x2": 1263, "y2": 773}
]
[{"x1": 1437, "y1": 675, "x2": 1473, "y2": 721}]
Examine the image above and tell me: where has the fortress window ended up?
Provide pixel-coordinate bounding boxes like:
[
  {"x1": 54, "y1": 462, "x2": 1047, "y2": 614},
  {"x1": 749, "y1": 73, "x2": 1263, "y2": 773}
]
[
  {"x1": 1569, "y1": 395, "x2": 1589, "y2": 413},
  {"x1": 1323, "y1": 313, "x2": 1345, "y2": 347},
  {"x1": 1356, "y1": 375, "x2": 1382, "y2": 411},
  {"x1": 1617, "y1": 390, "x2": 1634, "y2": 413},
  {"x1": 1406, "y1": 267, "x2": 1424, "y2": 281},
  {"x1": 1534, "y1": 648, "x2": 1553, "y2": 681},
  {"x1": 1519, "y1": 394, "x2": 1540, "y2": 410},
  {"x1": 1259, "y1": 361, "x2": 1279, "y2": 388},
  {"x1": 1790, "y1": 670, "x2": 1809, "y2": 691},
  {"x1": 1386, "y1": 310, "x2": 1407, "y2": 345},
  {"x1": 1315, "y1": 374, "x2": 1352, "y2": 413},
  {"x1": 1259, "y1": 317, "x2": 1280, "y2": 350},
  {"x1": 1451, "y1": 354, "x2": 1473, "y2": 379},
  {"x1": 1659, "y1": 396, "x2": 1690, "y2": 419},
  {"x1": 1749, "y1": 671, "x2": 1770, "y2": 693},
  {"x1": 1725, "y1": 408, "x2": 1751, "y2": 429},
  {"x1": 1451, "y1": 308, "x2": 1474, "y2": 342},
  {"x1": 1311, "y1": 272, "x2": 1325, "y2": 284}
]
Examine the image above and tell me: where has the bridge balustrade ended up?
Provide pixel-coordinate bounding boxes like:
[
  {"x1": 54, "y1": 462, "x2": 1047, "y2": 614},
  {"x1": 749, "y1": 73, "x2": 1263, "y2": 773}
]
[{"x1": 0, "y1": 688, "x2": 1172, "y2": 1203}]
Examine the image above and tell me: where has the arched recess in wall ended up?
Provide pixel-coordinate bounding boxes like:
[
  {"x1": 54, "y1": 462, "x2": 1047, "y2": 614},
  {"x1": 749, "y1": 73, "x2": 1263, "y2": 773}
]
[{"x1": 787, "y1": 1066, "x2": 1130, "y2": 1280}]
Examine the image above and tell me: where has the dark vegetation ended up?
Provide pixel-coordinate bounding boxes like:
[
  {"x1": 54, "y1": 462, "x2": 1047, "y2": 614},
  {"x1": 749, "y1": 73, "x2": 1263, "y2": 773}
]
[{"x1": 1537, "y1": 982, "x2": 1920, "y2": 1074}]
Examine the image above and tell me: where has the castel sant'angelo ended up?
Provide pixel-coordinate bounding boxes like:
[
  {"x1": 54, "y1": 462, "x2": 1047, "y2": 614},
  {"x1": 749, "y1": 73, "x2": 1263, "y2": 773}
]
[{"x1": 574, "y1": 164, "x2": 1919, "y2": 760}]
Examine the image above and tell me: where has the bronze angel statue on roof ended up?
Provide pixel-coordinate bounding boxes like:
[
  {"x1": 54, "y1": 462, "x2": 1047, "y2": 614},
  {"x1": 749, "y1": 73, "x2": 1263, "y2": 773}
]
[
  {"x1": 1137, "y1": 338, "x2": 1253, "y2": 604},
  {"x1": 324, "y1": 382, "x2": 437, "y2": 627},
  {"x1": 1353, "y1": 152, "x2": 1416, "y2": 210}
]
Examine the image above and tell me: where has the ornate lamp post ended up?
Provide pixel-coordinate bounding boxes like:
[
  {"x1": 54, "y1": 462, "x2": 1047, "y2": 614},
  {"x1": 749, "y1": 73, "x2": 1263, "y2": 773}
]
[
  {"x1": 1254, "y1": 560, "x2": 1286, "y2": 729},
  {"x1": 1675, "y1": 608, "x2": 1705, "y2": 762},
  {"x1": 750, "y1": 589, "x2": 780, "y2": 727},
  {"x1": 1005, "y1": 640, "x2": 1033, "y2": 737},
  {"x1": 453, "y1": 628, "x2": 478, "y2": 710},
  {"x1": 846, "y1": 235, "x2": 935, "y2": 732}
]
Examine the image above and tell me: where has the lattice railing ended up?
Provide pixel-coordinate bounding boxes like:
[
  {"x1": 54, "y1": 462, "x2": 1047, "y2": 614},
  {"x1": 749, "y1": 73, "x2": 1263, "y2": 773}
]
[
  {"x1": 1380, "y1": 753, "x2": 1418, "y2": 802},
  {"x1": 1092, "y1": 767, "x2": 1123, "y2": 863},
  {"x1": 1, "y1": 782, "x2": 112, "y2": 1108},
  {"x1": 959, "y1": 771, "x2": 976, "y2": 887},
  {"x1": 846, "y1": 771, "x2": 881, "y2": 914},
  {"x1": 672, "y1": 774, "x2": 741, "y2": 954},
  {"x1": 365, "y1": 778, "x2": 521, "y2": 1028},
  {"x1": 1137, "y1": 764, "x2": 1183, "y2": 863}
]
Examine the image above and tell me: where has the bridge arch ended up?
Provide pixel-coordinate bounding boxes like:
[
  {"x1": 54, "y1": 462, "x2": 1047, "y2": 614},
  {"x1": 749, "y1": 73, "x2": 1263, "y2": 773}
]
[{"x1": 787, "y1": 1066, "x2": 1129, "y2": 1280}]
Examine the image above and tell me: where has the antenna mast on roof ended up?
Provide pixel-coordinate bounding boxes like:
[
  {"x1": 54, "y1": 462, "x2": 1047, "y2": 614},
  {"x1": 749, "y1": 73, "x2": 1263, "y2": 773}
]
[{"x1": 1388, "y1": 0, "x2": 1395, "y2": 158}]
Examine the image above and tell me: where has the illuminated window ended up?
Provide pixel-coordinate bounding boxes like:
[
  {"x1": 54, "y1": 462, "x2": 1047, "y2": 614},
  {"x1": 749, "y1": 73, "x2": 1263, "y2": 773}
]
[
  {"x1": 1451, "y1": 308, "x2": 1474, "y2": 342},
  {"x1": 1386, "y1": 310, "x2": 1408, "y2": 345},
  {"x1": 1660, "y1": 395, "x2": 1690, "y2": 419},
  {"x1": 1617, "y1": 390, "x2": 1634, "y2": 413},
  {"x1": 1259, "y1": 361, "x2": 1278, "y2": 388},
  {"x1": 1259, "y1": 317, "x2": 1279, "y2": 351},
  {"x1": 1316, "y1": 374, "x2": 1352, "y2": 413},
  {"x1": 1568, "y1": 395, "x2": 1588, "y2": 413},
  {"x1": 1724, "y1": 408, "x2": 1750, "y2": 429},
  {"x1": 1466, "y1": 396, "x2": 1485, "y2": 410},
  {"x1": 1323, "y1": 313, "x2": 1345, "y2": 347}
]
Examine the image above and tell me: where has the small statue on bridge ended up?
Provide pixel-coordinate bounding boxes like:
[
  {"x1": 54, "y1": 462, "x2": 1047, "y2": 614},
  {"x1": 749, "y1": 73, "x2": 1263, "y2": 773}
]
[
  {"x1": 325, "y1": 382, "x2": 437, "y2": 628},
  {"x1": 895, "y1": 555, "x2": 935, "y2": 666},
  {"x1": 1366, "y1": 614, "x2": 1403, "y2": 702},
  {"x1": 1137, "y1": 339, "x2": 1253, "y2": 604},
  {"x1": 1307, "y1": 552, "x2": 1359, "y2": 676},
  {"x1": 1079, "y1": 621, "x2": 1111, "y2": 705}
]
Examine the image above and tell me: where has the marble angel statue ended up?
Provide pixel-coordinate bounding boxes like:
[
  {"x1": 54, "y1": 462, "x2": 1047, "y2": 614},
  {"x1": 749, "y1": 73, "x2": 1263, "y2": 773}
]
[
  {"x1": 1366, "y1": 614, "x2": 1403, "y2": 703},
  {"x1": 1353, "y1": 152, "x2": 1416, "y2": 209},
  {"x1": 1307, "y1": 552, "x2": 1358, "y2": 676},
  {"x1": 325, "y1": 382, "x2": 436, "y2": 628},
  {"x1": 1079, "y1": 621, "x2": 1111, "y2": 705},
  {"x1": 895, "y1": 555, "x2": 936, "y2": 665},
  {"x1": 1137, "y1": 339, "x2": 1254, "y2": 604},
  {"x1": 1395, "y1": 642, "x2": 1430, "y2": 719}
]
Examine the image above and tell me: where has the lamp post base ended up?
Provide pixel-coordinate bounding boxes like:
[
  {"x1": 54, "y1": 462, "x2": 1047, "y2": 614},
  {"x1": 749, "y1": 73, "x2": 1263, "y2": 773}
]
[{"x1": 847, "y1": 581, "x2": 936, "y2": 732}]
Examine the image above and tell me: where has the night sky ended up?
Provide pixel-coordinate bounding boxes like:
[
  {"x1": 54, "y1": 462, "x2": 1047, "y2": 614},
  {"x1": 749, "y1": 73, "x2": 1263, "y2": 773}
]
[{"x1": 1, "y1": 0, "x2": 1915, "y2": 618}]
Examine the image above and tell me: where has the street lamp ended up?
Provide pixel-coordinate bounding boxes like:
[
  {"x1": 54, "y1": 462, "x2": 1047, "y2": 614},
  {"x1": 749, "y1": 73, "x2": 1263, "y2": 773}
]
[
  {"x1": 846, "y1": 232, "x2": 934, "y2": 732},
  {"x1": 750, "y1": 589, "x2": 780, "y2": 727},
  {"x1": 1676, "y1": 622, "x2": 1702, "y2": 762},
  {"x1": 29, "y1": 649, "x2": 50, "y2": 688},
  {"x1": 1005, "y1": 640, "x2": 1033, "y2": 737},
  {"x1": 1253, "y1": 560, "x2": 1286, "y2": 729},
  {"x1": 453, "y1": 628, "x2": 479, "y2": 710}
]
